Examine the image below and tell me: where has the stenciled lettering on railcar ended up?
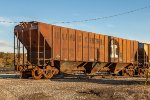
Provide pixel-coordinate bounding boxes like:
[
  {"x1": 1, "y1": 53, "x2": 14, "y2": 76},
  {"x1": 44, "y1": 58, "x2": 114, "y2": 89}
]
[
  {"x1": 84, "y1": 37, "x2": 88, "y2": 42},
  {"x1": 95, "y1": 38, "x2": 99, "y2": 44},
  {"x1": 92, "y1": 38, "x2": 95, "y2": 44},
  {"x1": 89, "y1": 37, "x2": 95, "y2": 44},
  {"x1": 110, "y1": 39, "x2": 119, "y2": 58},
  {"x1": 69, "y1": 34, "x2": 75, "y2": 41},
  {"x1": 99, "y1": 39, "x2": 104, "y2": 45},
  {"x1": 62, "y1": 33, "x2": 68, "y2": 40},
  {"x1": 89, "y1": 38, "x2": 94, "y2": 49}
]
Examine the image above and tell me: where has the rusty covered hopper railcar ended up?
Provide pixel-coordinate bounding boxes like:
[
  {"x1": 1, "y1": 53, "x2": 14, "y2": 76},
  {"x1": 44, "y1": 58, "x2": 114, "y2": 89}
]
[
  {"x1": 14, "y1": 21, "x2": 145, "y2": 79},
  {"x1": 137, "y1": 43, "x2": 150, "y2": 76}
]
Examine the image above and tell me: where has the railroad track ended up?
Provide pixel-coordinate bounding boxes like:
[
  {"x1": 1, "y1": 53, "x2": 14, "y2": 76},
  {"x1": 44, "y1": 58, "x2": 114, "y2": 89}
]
[
  {"x1": 0, "y1": 68, "x2": 147, "y2": 80},
  {"x1": 0, "y1": 73, "x2": 131, "y2": 79},
  {"x1": 0, "y1": 74, "x2": 20, "y2": 79}
]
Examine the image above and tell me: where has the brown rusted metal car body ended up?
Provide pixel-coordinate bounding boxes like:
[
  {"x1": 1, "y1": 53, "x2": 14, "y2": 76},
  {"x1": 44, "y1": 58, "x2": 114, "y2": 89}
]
[{"x1": 14, "y1": 21, "x2": 150, "y2": 79}]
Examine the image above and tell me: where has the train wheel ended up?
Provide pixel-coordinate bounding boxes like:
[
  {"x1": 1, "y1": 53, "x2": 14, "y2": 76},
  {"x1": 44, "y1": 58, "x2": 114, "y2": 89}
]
[
  {"x1": 20, "y1": 71, "x2": 28, "y2": 79},
  {"x1": 20, "y1": 71, "x2": 31, "y2": 79},
  {"x1": 18, "y1": 66, "x2": 23, "y2": 71},
  {"x1": 128, "y1": 69, "x2": 134, "y2": 77},
  {"x1": 43, "y1": 66, "x2": 54, "y2": 79},
  {"x1": 122, "y1": 69, "x2": 128, "y2": 76},
  {"x1": 32, "y1": 66, "x2": 43, "y2": 80},
  {"x1": 138, "y1": 68, "x2": 144, "y2": 77}
]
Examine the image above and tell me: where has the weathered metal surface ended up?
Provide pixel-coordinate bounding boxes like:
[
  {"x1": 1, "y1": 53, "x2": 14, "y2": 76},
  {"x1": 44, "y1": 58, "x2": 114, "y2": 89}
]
[
  {"x1": 127, "y1": 40, "x2": 131, "y2": 63},
  {"x1": 31, "y1": 66, "x2": 43, "y2": 80},
  {"x1": 83, "y1": 31, "x2": 89, "y2": 61},
  {"x1": 149, "y1": 45, "x2": 150, "y2": 63},
  {"x1": 99, "y1": 34, "x2": 105, "y2": 62},
  {"x1": 39, "y1": 22, "x2": 51, "y2": 45},
  {"x1": 110, "y1": 36, "x2": 119, "y2": 63},
  {"x1": 138, "y1": 43, "x2": 144, "y2": 65},
  {"x1": 61, "y1": 27, "x2": 69, "y2": 61},
  {"x1": 15, "y1": 22, "x2": 140, "y2": 65},
  {"x1": 144, "y1": 44, "x2": 149, "y2": 64},
  {"x1": 53, "y1": 26, "x2": 61, "y2": 60},
  {"x1": 39, "y1": 23, "x2": 53, "y2": 61},
  {"x1": 68, "y1": 28, "x2": 76, "y2": 61},
  {"x1": 119, "y1": 38, "x2": 123, "y2": 63},
  {"x1": 109, "y1": 63, "x2": 129, "y2": 74},
  {"x1": 130, "y1": 40, "x2": 134, "y2": 63},
  {"x1": 134, "y1": 41, "x2": 138, "y2": 63},
  {"x1": 76, "y1": 30, "x2": 83, "y2": 61},
  {"x1": 91, "y1": 62, "x2": 108, "y2": 74},
  {"x1": 110, "y1": 36, "x2": 114, "y2": 62},
  {"x1": 114, "y1": 37, "x2": 119, "y2": 62},
  {"x1": 94, "y1": 34, "x2": 100, "y2": 61},
  {"x1": 14, "y1": 21, "x2": 150, "y2": 79},
  {"x1": 89, "y1": 32, "x2": 95, "y2": 61},
  {"x1": 104, "y1": 35, "x2": 109, "y2": 62},
  {"x1": 122, "y1": 66, "x2": 135, "y2": 77},
  {"x1": 43, "y1": 65, "x2": 54, "y2": 79},
  {"x1": 123, "y1": 39, "x2": 127, "y2": 63},
  {"x1": 60, "y1": 61, "x2": 84, "y2": 74}
]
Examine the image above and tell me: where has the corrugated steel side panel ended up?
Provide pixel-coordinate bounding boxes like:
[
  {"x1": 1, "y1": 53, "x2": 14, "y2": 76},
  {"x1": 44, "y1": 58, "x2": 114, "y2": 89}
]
[
  {"x1": 39, "y1": 23, "x2": 53, "y2": 60},
  {"x1": 144, "y1": 44, "x2": 148, "y2": 57},
  {"x1": 119, "y1": 38, "x2": 123, "y2": 63},
  {"x1": 133, "y1": 41, "x2": 138, "y2": 62},
  {"x1": 39, "y1": 23, "x2": 50, "y2": 45},
  {"x1": 149, "y1": 45, "x2": 150, "y2": 63},
  {"x1": 127, "y1": 40, "x2": 131, "y2": 63},
  {"x1": 144, "y1": 44, "x2": 149, "y2": 63},
  {"x1": 130, "y1": 40, "x2": 134, "y2": 63},
  {"x1": 123, "y1": 39, "x2": 127, "y2": 63},
  {"x1": 53, "y1": 26, "x2": 61, "y2": 60},
  {"x1": 95, "y1": 34, "x2": 100, "y2": 61},
  {"x1": 104, "y1": 35, "x2": 109, "y2": 62},
  {"x1": 83, "y1": 31, "x2": 89, "y2": 61},
  {"x1": 100, "y1": 34, "x2": 105, "y2": 62},
  {"x1": 76, "y1": 30, "x2": 83, "y2": 61},
  {"x1": 48, "y1": 25, "x2": 53, "y2": 51},
  {"x1": 38, "y1": 22, "x2": 140, "y2": 64},
  {"x1": 110, "y1": 36, "x2": 114, "y2": 62},
  {"x1": 61, "y1": 27, "x2": 68, "y2": 61},
  {"x1": 114, "y1": 37, "x2": 119, "y2": 62},
  {"x1": 89, "y1": 33, "x2": 95, "y2": 61},
  {"x1": 110, "y1": 37, "x2": 119, "y2": 62},
  {"x1": 68, "y1": 28, "x2": 76, "y2": 61}
]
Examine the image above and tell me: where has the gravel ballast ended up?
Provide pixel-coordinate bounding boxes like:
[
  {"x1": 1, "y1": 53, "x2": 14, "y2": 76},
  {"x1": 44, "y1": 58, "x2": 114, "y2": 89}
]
[{"x1": 0, "y1": 77, "x2": 150, "y2": 100}]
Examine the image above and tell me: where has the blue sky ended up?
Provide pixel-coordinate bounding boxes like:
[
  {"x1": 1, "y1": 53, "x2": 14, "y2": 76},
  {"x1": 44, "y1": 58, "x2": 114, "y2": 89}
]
[{"x1": 0, "y1": 0, "x2": 150, "y2": 52}]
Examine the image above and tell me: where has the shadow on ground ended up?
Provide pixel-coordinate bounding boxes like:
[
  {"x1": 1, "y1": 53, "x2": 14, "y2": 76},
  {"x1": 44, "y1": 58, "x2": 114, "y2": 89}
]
[{"x1": 51, "y1": 76, "x2": 150, "y2": 86}]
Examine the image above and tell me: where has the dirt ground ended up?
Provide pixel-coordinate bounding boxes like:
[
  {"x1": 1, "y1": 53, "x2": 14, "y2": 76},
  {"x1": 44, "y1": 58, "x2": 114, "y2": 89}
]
[{"x1": 0, "y1": 75, "x2": 150, "y2": 100}]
